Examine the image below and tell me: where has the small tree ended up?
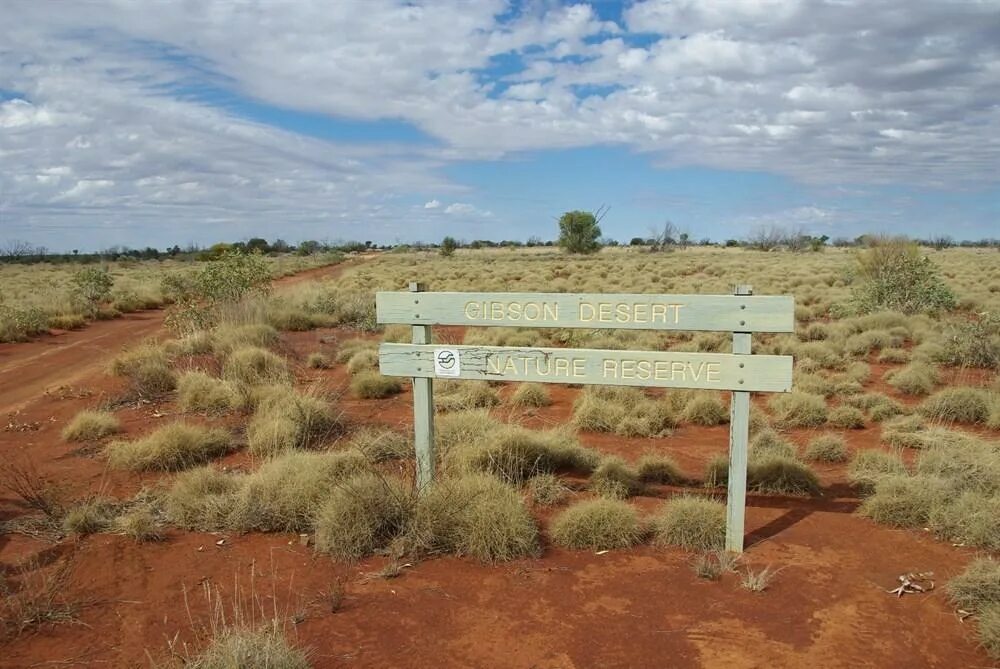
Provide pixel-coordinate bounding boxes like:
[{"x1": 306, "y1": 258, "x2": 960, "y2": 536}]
[
  {"x1": 70, "y1": 267, "x2": 113, "y2": 314},
  {"x1": 557, "y1": 210, "x2": 601, "y2": 255},
  {"x1": 850, "y1": 237, "x2": 956, "y2": 314},
  {"x1": 440, "y1": 236, "x2": 457, "y2": 257}
]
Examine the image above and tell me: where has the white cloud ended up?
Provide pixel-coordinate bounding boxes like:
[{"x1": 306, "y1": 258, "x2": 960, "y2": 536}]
[
  {"x1": 423, "y1": 199, "x2": 441, "y2": 209},
  {"x1": 1, "y1": 0, "x2": 998, "y2": 246}
]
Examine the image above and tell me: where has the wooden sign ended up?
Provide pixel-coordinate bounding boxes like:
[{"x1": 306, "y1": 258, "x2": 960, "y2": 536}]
[
  {"x1": 377, "y1": 282, "x2": 795, "y2": 554},
  {"x1": 379, "y1": 344, "x2": 792, "y2": 393},
  {"x1": 376, "y1": 291, "x2": 795, "y2": 333}
]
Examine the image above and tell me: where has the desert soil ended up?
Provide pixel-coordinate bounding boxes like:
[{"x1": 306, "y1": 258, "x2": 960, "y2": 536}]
[{"x1": 0, "y1": 266, "x2": 994, "y2": 668}]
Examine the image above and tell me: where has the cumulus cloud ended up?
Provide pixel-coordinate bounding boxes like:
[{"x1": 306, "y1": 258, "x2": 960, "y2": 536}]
[
  {"x1": 1, "y1": 0, "x2": 998, "y2": 246},
  {"x1": 423, "y1": 199, "x2": 441, "y2": 209}
]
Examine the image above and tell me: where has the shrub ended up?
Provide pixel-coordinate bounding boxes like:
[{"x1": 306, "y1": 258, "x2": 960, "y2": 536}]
[
  {"x1": 231, "y1": 451, "x2": 369, "y2": 532},
  {"x1": 113, "y1": 507, "x2": 163, "y2": 542},
  {"x1": 550, "y1": 499, "x2": 644, "y2": 550},
  {"x1": 747, "y1": 456, "x2": 821, "y2": 495},
  {"x1": 828, "y1": 405, "x2": 865, "y2": 429},
  {"x1": 247, "y1": 390, "x2": 343, "y2": 456},
  {"x1": 804, "y1": 434, "x2": 848, "y2": 462},
  {"x1": 849, "y1": 237, "x2": 956, "y2": 314},
  {"x1": 589, "y1": 457, "x2": 642, "y2": 499},
  {"x1": 651, "y1": 496, "x2": 725, "y2": 550},
  {"x1": 177, "y1": 372, "x2": 238, "y2": 414},
  {"x1": 350, "y1": 371, "x2": 403, "y2": 399},
  {"x1": 768, "y1": 392, "x2": 828, "y2": 428},
  {"x1": 306, "y1": 352, "x2": 332, "y2": 369},
  {"x1": 681, "y1": 392, "x2": 729, "y2": 426},
  {"x1": 107, "y1": 423, "x2": 232, "y2": 471},
  {"x1": 848, "y1": 449, "x2": 906, "y2": 489},
  {"x1": 61, "y1": 410, "x2": 120, "y2": 442},
  {"x1": 408, "y1": 474, "x2": 539, "y2": 563},
  {"x1": 164, "y1": 467, "x2": 240, "y2": 530},
  {"x1": 885, "y1": 362, "x2": 939, "y2": 396},
  {"x1": 919, "y1": 387, "x2": 991, "y2": 424},
  {"x1": 313, "y1": 473, "x2": 411, "y2": 561},
  {"x1": 557, "y1": 210, "x2": 601, "y2": 255},
  {"x1": 509, "y1": 383, "x2": 551, "y2": 408},
  {"x1": 528, "y1": 473, "x2": 571, "y2": 506},
  {"x1": 348, "y1": 427, "x2": 411, "y2": 462},
  {"x1": 636, "y1": 454, "x2": 683, "y2": 485}
]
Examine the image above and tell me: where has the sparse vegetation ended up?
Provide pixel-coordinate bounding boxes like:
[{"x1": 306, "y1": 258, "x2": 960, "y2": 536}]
[
  {"x1": 107, "y1": 422, "x2": 232, "y2": 471},
  {"x1": 62, "y1": 409, "x2": 120, "y2": 442}
]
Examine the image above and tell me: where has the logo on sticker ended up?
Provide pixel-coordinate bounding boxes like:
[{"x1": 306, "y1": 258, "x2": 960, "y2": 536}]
[{"x1": 434, "y1": 348, "x2": 460, "y2": 377}]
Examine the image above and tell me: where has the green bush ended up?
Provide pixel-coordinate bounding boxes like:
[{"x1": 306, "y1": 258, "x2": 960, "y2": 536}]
[
  {"x1": 550, "y1": 499, "x2": 644, "y2": 550},
  {"x1": 849, "y1": 238, "x2": 956, "y2": 315}
]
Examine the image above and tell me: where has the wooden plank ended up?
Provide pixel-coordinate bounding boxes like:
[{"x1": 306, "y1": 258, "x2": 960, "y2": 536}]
[
  {"x1": 376, "y1": 291, "x2": 794, "y2": 333},
  {"x1": 379, "y1": 343, "x2": 792, "y2": 393},
  {"x1": 726, "y1": 284, "x2": 753, "y2": 553},
  {"x1": 408, "y1": 282, "x2": 435, "y2": 491}
]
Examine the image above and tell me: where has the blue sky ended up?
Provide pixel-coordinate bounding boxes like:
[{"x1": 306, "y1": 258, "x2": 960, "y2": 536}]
[{"x1": 1, "y1": 0, "x2": 998, "y2": 251}]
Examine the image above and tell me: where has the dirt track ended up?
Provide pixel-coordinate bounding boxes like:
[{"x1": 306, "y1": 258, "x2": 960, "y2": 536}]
[{"x1": 0, "y1": 261, "x2": 357, "y2": 416}]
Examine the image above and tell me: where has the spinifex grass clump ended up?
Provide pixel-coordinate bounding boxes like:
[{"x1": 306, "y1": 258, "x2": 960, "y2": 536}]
[
  {"x1": 828, "y1": 405, "x2": 866, "y2": 429},
  {"x1": 177, "y1": 372, "x2": 238, "y2": 414},
  {"x1": 445, "y1": 422, "x2": 598, "y2": 483},
  {"x1": 706, "y1": 448, "x2": 821, "y2": 496},
  {"x1": 572, "y1": 386, "x2": 676, "y2": 436},
  {"x1": 848, "y1": 449, "x2": 906, "y2": 490},
  {"x1": 947, "y1": 559, "x2": 1000, "y2": 660},
  {"x1": 885, "y1": 361, "x2": 939, "y2": 396},
  {"x1": 61, "y1": 410, "x2": 120, "y2": 442},
  {"x1": 434, "y1": 380, "x2": 500, "y2": 412},
  {"x1": 804, "y1": 434, "x2": 848, "y2": 462},
  {"x1": 635, "y1": 454, "x2": 683, "y2": 485},
  {"x1": 550, "y1": 498, "x2": 645, "y2": 551},
  {"x1": 246, "y1": 388, "x2": 343, "y2": 456},
  {"x1": 589, "y1": 457, "x2": 642, "y2": 499},
  {"x1": 768, "y1": 391, "x2": 828, "y2": 428},
  {"x1": 109, "y1": 342, "x2": 177, "y2": 397},
  {"x1": 509, "y1": 382, "x2": 551, "y2": 408},
  {"x1": 919, "y1": 387, "x2": 991, "y2": 424},
  {"x1": 651, "y1": 496, "x2": 725, "y2": 550},
  {"x1": 107, "y1": 423, "x2": 232, "y2": 471},
  {"x1": 222, "y1": 346, "x2": 292, "y2": 399},
  {"x1": 407, "y1": 474, "x2": 539, "y2": 563},
  {"x1": 347, "y1": 427, "x2": 411, "y2": 462},
  {"x1": 527, "y1": 473, "x2": 571, "y2": 506},
  {"x1": 350, "y1": 370, "x2": 403, "y2": 399},
  {"x1": 312, "y1": 473, "x2": 412, "y2": 560}
]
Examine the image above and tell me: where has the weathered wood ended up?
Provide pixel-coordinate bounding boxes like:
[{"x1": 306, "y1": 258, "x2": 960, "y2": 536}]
[
  {"x1": 726, "y1": 284, "x2": 753, "y2": 553},
  {"x1": 377, "y1": 291, "x2": 794, "y2": 333},
  {"x1": 379, "y1": 343, "x2": 792, "y2": 393},
  {"x1": 408, "y1": 283, "x2": 435, "y2": 491}
]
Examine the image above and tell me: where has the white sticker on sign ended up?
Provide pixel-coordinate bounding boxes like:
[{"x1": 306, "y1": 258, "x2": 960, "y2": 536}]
[{"x1": 433, "y1": 348, "x2": 461, "y2": 377}]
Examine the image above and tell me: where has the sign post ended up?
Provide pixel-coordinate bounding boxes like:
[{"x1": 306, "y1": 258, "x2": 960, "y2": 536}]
[{"x1": 377, "y1": 285, "x2": 794, "y2": 551}]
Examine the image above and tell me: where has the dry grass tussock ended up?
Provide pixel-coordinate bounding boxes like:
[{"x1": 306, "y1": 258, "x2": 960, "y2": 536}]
[
  {"x1": 768, "y1": 392, "x2": 828, "y2": 428},
  {"x1": 350, "y1": 370, "x2": 403, "y2": 399},
  {"x1": 707, "y1": 447, "x2": 821, "y2": 496},
  {"x1": 947, "y1": 559, "x2": 1000, "y2": 660},
  {"x1": 347, "y1": 427, "x2": 411, "y2": 462},
  {"x1": 434, "y1": 379, "x2": 500, "y2": 412},
  {"x1": 635, "y1": 453, "x2": 683, "y2": 485},
  {"x1": 107, "y1": 422, "x2": 232, "y2": 471},
  {"x1": 918, "y1": 387, "x2": 992, "y2": 424},
  {"x1": 443, "y1": 418, "x2": 598, "y2": 483},
  {"x1": 61, "y1": 409, "x2": 120, "y2": 442},
  {"x1": 651, "y1": 495, "x2": 725, "y2": 550},
  {"x1": 572, "y1": 386, "x2": 675, "y2": 436},
  {"x1": 109, "y1": 342, "x2": 177, "y2": 397},
  {"x1": 527, "y1": 473, "x2": 571, "y2": 506},
  {"x1": 222, "y1": 346, "x2": 292, "y2": 399},
  {"x1": 246, "y1": 387, "x2": 344, "y2": 456},
  {"x1": 177, "y1": 371, "x2": 239, "y2": 414},
  {"x1": 589, "y1": 456, "x2": 643, "y2": 499},
  {"x1": 884, "y1": 361, "x2": 939, "y2": 395},
  {"x1": 550, "y1": 498, "x2": 645, "y2": 551},
  {"x1": 1, "y1": 555, "x2": 81, "y2": 640},
  {"x1": 804, "y1": 434, "x2": 848, "y2": 462},
  {"x1": 509, "y1": 382, "x2": 551, "y2": 408}
]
